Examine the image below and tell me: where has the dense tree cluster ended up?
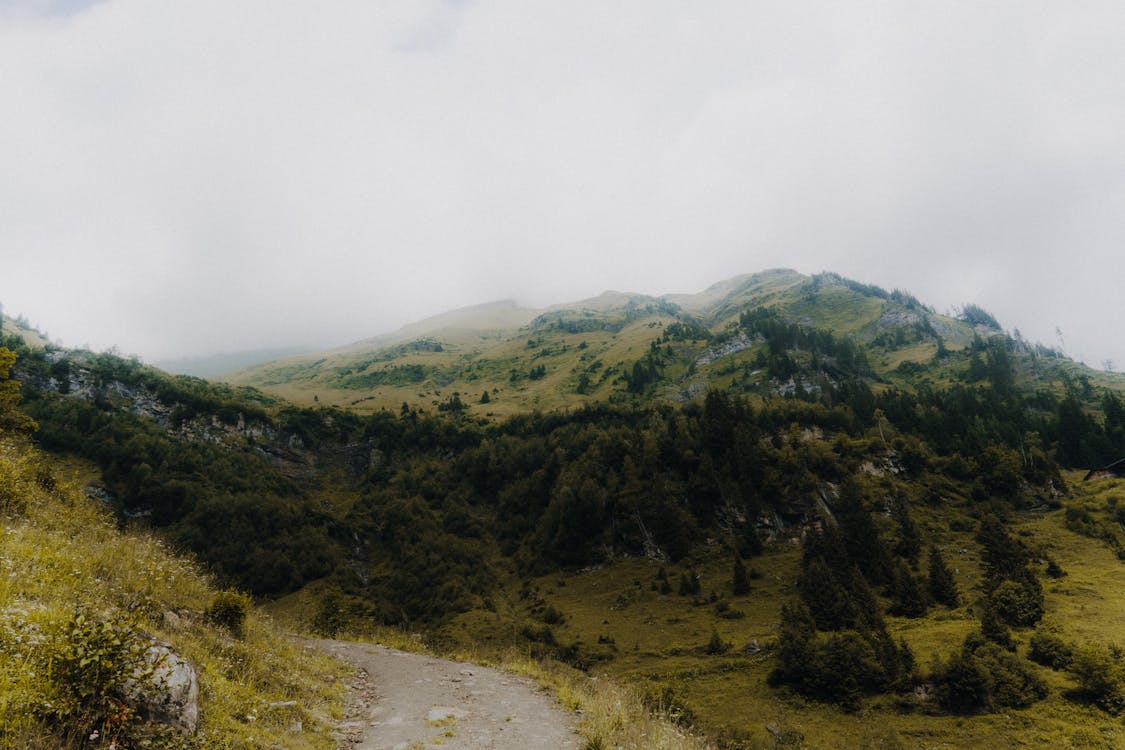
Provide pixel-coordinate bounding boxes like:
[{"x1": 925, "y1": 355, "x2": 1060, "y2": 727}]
[{"x1": 770, "y1": 479, "x2": 919, "y2": 709}]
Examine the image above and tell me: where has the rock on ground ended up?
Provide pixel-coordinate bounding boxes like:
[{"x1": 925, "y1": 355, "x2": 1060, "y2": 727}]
[{"x1": 132, "y1": 643, "x2": 200, "y2": 734}]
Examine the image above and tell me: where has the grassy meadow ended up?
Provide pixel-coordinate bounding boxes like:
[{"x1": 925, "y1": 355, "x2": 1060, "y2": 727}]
[{"x1": 423, "y1": 472, "x2": 1125, "y2": 749}]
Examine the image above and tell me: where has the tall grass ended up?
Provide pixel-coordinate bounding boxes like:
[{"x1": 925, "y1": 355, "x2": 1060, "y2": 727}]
[
  {"x1": 0, "y1": 435, "x2": 344, "y2": 748},
  {"x1": 456, "y1": 646, "x2": 715, "y2": 750}
]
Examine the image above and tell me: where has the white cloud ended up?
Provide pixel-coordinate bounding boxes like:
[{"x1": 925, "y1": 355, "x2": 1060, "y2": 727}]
[{"x1": 1, "y1": 1, "x2": 1123, "y2": 367}]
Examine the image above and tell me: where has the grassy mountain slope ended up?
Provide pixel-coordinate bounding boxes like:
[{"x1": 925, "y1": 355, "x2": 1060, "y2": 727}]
[
  {"x1": 7, "y1": 268, "x2": 1125, "y2": 749},
  {"x1": 225, "y1": 268, "x2": 1124, "y2": 419},
  {"x1": 0, "y1": 361, "x2": 342, "y2": 748}
]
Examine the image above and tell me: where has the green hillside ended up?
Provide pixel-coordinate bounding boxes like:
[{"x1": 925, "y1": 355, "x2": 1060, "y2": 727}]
[
  {"x1": 0, "y1": 349, "x2": 343, "y2": 749},
  {"x1": 226, "y1": 269, "x2": 1125, "y2": 422},
  {"x1": 6, "y1": 268, "x2": 1125, "y2": 748}
]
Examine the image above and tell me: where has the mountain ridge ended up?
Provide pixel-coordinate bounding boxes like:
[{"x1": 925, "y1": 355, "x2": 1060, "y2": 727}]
[{"x1": 223, "y1": 267, "x2": 1120, "y2": 419}]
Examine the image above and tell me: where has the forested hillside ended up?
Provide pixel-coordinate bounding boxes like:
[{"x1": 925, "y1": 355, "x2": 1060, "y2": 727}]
[
  {"x1": 5, "y1": 269, "x2": 1125, "y2": 747},
  {"x1": 0, "y1": 347, "x2": 343, "y2": 749}
]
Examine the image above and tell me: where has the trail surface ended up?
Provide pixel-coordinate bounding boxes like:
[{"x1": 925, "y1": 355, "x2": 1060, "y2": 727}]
[{"x1": 309, "y1": 639, "x2": 581, "y2": 750}]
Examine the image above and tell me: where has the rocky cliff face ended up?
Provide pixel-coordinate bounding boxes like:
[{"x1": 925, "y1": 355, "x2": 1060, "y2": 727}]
[{"x1": 18, "y1": 350, "x2": 321, "y2": 475}]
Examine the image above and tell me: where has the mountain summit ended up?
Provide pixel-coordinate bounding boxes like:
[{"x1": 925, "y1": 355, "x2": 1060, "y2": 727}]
[{"x1": 224, "y1": 268, "x2": 1112, "y2": 418}]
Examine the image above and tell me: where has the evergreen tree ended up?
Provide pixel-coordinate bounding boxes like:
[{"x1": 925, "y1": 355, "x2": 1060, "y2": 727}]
[
  {"x1": 889, "y1": 559, "x2": 928, "y2": 618},
  {"x1": 705, "y1": 626, "x2": 729, "y2": 655},
  {"x1": 976, "y1": 515, "x2": 1030, "y2": 588},
  {"x1": 893, "y1": 500, "x2": 921, "y2": 566},
  {"x1": 980, "y1": 603, "x2": 1014, "y2": 650},
  {"x1": 844, "y1": 565, "x2": 885, "y2": 632},
  {"x1": 928, "y1": 546, "x2": 960, "y2": 607},
  {"x1": 678, "y1": 569, "x2": 701, "y2": 596},
  {"x1": 835, "y1": 478, "x2": 892, "y2": 585},
  {"x1": 798, "y1": 557, "x2": 854, "y2": 631},
  {"x1": 771, "y1": 600, "x2": 817, "y2": 686},
  {"x1": 934, "y1": 651, "x2": 992, "y2": 713},
  {"x1": 732, "y1": 552, "x2": 751, "y2": 596}
]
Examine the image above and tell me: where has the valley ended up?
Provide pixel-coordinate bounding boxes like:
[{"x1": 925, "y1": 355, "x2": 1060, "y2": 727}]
[{"x1": 4, "y1": 268, "x2": 1125, "y2": 749}]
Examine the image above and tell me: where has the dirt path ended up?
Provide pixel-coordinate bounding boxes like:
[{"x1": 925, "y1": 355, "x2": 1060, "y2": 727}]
[{"x1": 308, "y1": 639, "x2": 581, "y2": 750}]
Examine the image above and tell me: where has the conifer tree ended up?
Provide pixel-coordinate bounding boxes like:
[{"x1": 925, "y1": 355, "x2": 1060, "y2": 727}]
[
  {"x1": 889, "y1": 558, "x2": 928, "y2": 618},
  {"x1": 976, "y1": 515, "x2": 1029, "y2": 588},
  {"x1": 893, "y1": 500, "x2": 921, "y2": 566},
  {"x1": 732, "y1": 552, "x2": 751, "y2": 596},
  {"x1": 798, "y1": 557, "x2": 854, "y2": 631},
  {"x1": 980, "y1": 602, "x2": 1014, "y2": 650},
  {"x1": 844, "y1": 565, "x2": 885, "y2": 632},
  {"x1": 928, "y1": 546, "x2": 960, "y2": 607},
  {"x1": 835, "y1": 478, "x2": 892, "y2": 585},
  {"x1": 772, "y1": 600, "x2": 817, "y2": 686},
  {"x1": 678, "y1": 569, "x2": 701, "y2": 596}
]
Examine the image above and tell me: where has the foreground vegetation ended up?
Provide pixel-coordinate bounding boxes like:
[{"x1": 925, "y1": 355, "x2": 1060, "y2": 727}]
[{"x1": 0, "y1": 351, "x2": 343, "y2": 749}]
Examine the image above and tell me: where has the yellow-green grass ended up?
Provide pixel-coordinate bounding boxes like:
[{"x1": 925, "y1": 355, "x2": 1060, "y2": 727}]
[
  {"x1": 233, "y1": 313, "x2": 682, "y2": 417},
  {"x1": 0, "y1": 316, "x2": 51, "y2": 349},
  {"x1": 783, "y1": 288, "x2": 886, "y2": 336},
  {"x1": 441, "y1": 495, "x2": 1125, "y2": 749},
  {"x1": 879, "y1": 342, "x2": 939, "y2": 371},
  {"x1": 221, "y1": 266, "x2": 1125, "y2": 429},
  {"x1": 0, "y1": 436, "x2": 345, "y2": 748}
]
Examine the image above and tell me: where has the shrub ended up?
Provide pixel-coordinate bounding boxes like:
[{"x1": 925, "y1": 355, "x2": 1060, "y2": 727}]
[
  {"x1": 1068, "y1": 644, "x2": 1125, "y2": 713},
  {"x1": 205, "y1": 590, "x2": 251, "y2": 636},
  {"x1": 312, "y1": 588, "x2": 348, "y2": 637},
  {"x1": 640, "y1": 685, "x2": 697, "y2": 728},
  {"x1": 990, "y1": 578, "x2": 1044, "y2": 628},
  {"x1": 973, "y1": 644, "x2": 1048, "y2": 708},
  {"x1": 1028, "y1": 629, "x2": 1074, "y2": 670},
  {"x1": 705, "y1": 627, "x2": 730, "y2": 655},
  {"x1": 541, "y1": 604, "x2": 566, "y2": 625},
  {"x1": 933, "y1": 651, "x2": 992, "y2": 713},
  {"x1": 48, "y1": 609, "x2": 156, "y2": 746}
]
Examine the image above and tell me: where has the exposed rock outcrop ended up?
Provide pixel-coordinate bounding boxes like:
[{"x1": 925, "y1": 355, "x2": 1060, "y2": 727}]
[{"x1": 131, "y1": 643, "x2": 200, "y2": 734}]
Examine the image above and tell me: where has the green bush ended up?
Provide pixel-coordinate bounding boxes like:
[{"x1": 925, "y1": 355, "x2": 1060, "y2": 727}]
[
  {"x1": 205, "y1": 590, "x2": 251, "y2": 636},
  {"x1": 541, "y1": 604, "x2": 566, "y2": 625},
  {"x1": 705, "y1": 627, "x2": 730, "y2": 655},
  {"x1": 933, "y1": 651, "x2": 992, "y2": 714},
  {"x1": 973, "y1": 644, "x2": 1047, "y2": 708},
  {"x1": 1028, "y1": 629, "x2": 1074, "y2": 670},
  {"x1": 990, "y1": 578, "x2": 1044, "y2": 628},
  {"x1": 312, "y1": 588, "x2": 349, "y2": 637},
  {"x1": 48, "y1": 609, "x2": 156, "y2": 746},
  {"x1": 1068, "y1": 644, "x2": 1125, "y2": 713}
]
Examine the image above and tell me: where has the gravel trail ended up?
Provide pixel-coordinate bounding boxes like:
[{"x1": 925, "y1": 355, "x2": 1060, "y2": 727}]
[{"x1": 308, "y1": 639, "x2": 581, "y2": 750}]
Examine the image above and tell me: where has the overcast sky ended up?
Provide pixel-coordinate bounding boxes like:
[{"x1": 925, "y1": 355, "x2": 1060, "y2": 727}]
[{"x1": 2, "y1": 1, "x2": 1124, "y2": 368}]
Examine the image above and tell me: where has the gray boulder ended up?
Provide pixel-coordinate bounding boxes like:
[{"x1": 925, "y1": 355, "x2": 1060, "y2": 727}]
[{"x1": 131, "y1": 643, "x2": 200, "y2": 734}]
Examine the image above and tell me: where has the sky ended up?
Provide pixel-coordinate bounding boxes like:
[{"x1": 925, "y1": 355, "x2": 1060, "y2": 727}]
[{"x1": 2, "y1": 1, "x2": 1124, "y2": 368}]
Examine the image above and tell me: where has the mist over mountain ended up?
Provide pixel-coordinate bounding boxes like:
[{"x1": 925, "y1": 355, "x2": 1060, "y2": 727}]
[{"x1": 154, "y1": 346, "x2": 315, "y2": 378}]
